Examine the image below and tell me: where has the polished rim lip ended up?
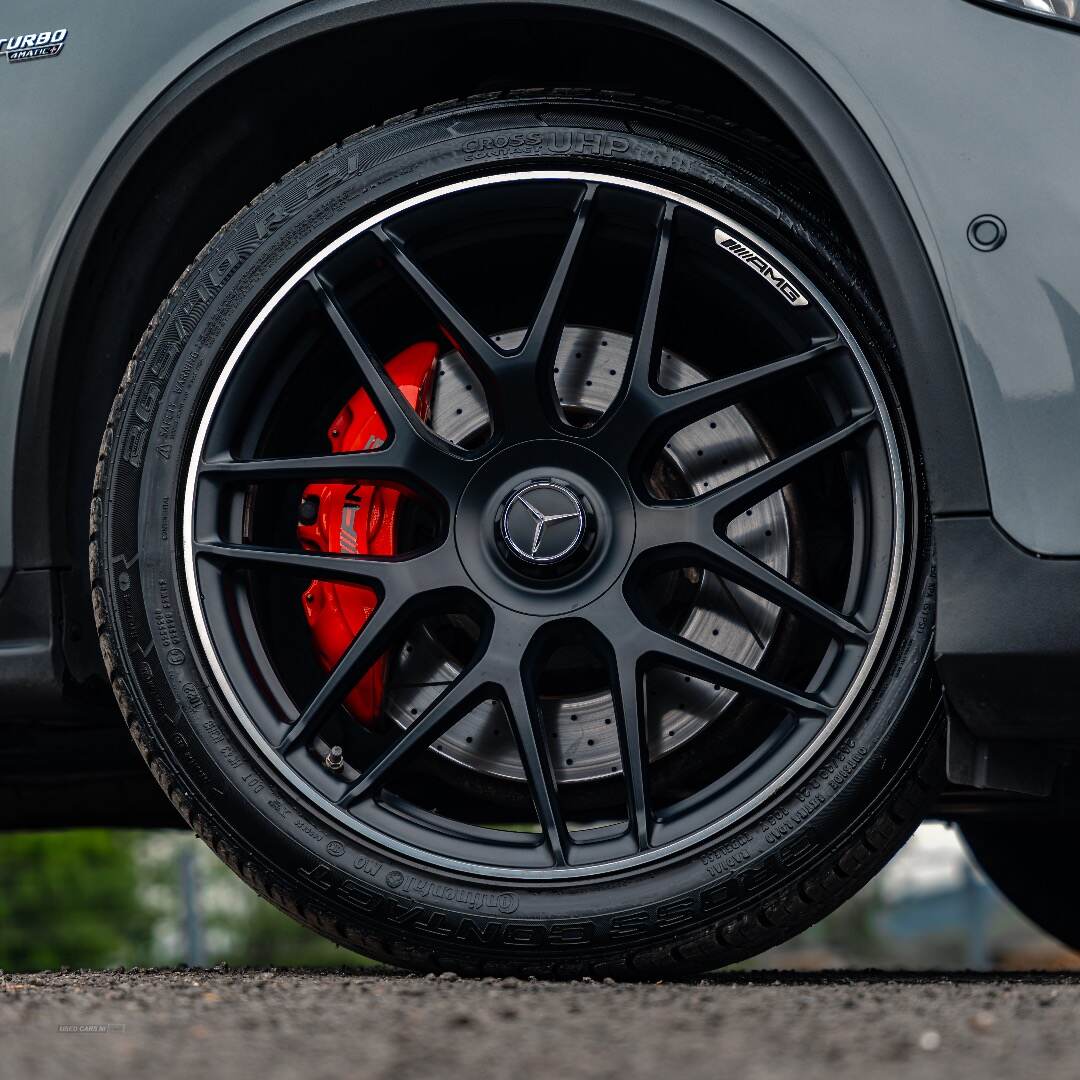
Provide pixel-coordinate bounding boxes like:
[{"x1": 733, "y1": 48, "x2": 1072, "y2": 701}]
[{"x1": 181, "y1": 169, "x2": 906, "y2": 882}]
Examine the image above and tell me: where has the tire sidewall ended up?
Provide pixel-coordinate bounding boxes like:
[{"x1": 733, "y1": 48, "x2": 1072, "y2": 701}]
[{"x1": 98, "y1": 96, "x2": 939, "y2": 970}]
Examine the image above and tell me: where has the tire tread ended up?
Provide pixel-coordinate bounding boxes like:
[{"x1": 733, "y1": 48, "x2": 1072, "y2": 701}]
[{"x1": 90, "y1": 90, "x2": 942, "y2": 979}]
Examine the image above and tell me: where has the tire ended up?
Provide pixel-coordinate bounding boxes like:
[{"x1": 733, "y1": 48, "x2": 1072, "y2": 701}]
[
  {"x1": 963, "y1": 822, "x2": 1080, "y2": 951},
  {"x1": 91, "y1": 90, "x2": 943, "y2": 978}
]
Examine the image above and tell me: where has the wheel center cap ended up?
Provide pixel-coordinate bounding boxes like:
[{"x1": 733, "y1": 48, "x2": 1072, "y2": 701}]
[
  {"x1": 501, "y1": 480, "x2": 587, "y2": 565},
  {"x1": 454, "y1": 440, "x2": 636, "y2": 616}
]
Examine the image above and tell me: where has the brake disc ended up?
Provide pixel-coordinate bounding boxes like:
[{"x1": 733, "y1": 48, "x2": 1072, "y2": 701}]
[{"x1": 385, "y1": 326, "x2": 790, "y2": 783}]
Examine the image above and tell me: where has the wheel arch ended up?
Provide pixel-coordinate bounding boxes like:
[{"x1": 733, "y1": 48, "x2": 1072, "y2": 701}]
[{"x1": 14, "y1": 0, "x2": 985, "y2": 688}]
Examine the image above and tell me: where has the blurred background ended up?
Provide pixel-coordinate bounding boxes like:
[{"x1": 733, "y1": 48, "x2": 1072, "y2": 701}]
[{"x1": 1, "y1": 822, "x2": 1074, "y2": 973}]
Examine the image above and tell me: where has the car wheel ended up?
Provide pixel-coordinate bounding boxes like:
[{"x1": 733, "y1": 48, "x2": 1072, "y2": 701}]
[{"x1": 91, "y1": 91, "x2": 942, "y2": 978}]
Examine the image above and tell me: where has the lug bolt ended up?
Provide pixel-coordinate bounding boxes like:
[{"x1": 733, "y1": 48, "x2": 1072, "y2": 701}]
[{"x1": 325, "y1": 745, "x2": 344, "y2": 772}]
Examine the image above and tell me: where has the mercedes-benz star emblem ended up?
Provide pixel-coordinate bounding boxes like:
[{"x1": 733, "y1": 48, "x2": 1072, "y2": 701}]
[{"x1": 501, "y1": 481, "x2": 587, "y2": 564}]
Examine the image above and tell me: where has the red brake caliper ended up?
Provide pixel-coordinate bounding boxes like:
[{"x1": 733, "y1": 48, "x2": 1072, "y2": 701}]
[{"x1": 297, "y1": 342, "x2": 438, "y2": 725}]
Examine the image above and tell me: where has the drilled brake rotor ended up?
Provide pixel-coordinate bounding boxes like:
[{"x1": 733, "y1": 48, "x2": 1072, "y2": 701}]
[{"x1": 382, "y1": 326, "x2": 790, "y2": 784}]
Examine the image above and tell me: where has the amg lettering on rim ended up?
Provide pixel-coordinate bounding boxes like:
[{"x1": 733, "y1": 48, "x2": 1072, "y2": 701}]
[{"x1": 714, "y1": 228, "x2": 808, "y2": 307}]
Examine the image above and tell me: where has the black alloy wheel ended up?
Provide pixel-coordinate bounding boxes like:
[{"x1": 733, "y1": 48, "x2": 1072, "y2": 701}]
[{"x1": 93, "y1": 93, "x2": 942, "y2": 975}]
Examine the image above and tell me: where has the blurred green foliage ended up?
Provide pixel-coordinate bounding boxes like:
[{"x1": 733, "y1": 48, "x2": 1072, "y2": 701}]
[
  {"x1": 0, "y1": 831, "x2": 153, "y2": 971},
  {"x1": 0, "y1": 830, "x2": 372, "y2": 972}
]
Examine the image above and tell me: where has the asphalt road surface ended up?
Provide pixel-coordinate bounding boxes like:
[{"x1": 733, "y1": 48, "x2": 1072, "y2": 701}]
[{"x1": 3, "y1": 968, "x2": 1078, "y2": 1079}]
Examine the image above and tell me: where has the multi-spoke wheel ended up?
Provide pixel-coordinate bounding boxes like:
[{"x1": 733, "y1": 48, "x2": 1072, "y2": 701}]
[{"x1": 93, "y1": 93, "x2": 942, "y2": 976}]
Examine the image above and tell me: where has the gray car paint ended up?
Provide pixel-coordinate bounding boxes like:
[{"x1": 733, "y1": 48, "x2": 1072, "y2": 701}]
[{"x1": 0, "y1": 0, "x2": 1077, "y2": 601}]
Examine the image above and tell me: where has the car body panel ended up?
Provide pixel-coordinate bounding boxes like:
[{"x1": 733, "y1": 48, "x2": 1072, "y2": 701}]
[
  {"x1": 1, "y1": 0, "x2": 1078, "y2": 573},
  {"x1": 0, "y1": 0, "x2": 1077, "y2": 750},
  {"x1": 0, "y1": 0, "x2": 304, "y2": 594},
  {"x1": 726, "y1": 0, "x2": 1080, "y2": 556}
]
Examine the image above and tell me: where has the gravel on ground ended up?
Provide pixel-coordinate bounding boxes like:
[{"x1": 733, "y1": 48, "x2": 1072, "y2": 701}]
[{"x1": 2, "y1": 968, "x2": 1077, "y2": 1080}]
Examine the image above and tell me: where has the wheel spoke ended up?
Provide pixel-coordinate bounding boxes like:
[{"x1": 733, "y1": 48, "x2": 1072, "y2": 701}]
[
  {"x1": 198, "y1": 439, "x2": 471, "y2": 514},
  {"x1": 634, "y1": 527, "x2": 870, "y2": 644},
  {"x1": 696, "y1": 410, "x2": 876, "y2": 521},
  {"x1": 509, "y1": 184, "x2": 597, "y2": 427},
  {"x1": 503, "y1": 669, "x2": 571, "y2": 866},
  {"x1": 307, "y1": 271, "x2": 436, "y2": 445},
  {"x1": 703, "y1": 541, "x2": 870, "y2": 643},
  {"x1": 608, "y1": 649, "x2": 650, "y2": 851},
  {"x1": 340, "y1": 664, "x2": 494, "y2": 804},
  {"x1": 279, "y1": 592, "x2": 406, "y2": 752},
  {"x1": 652, "y1": 338, "x2": 844, "y2": 427},
  {"x1": 372, "y1": 224, "x2": 505, "y2": 383},
  {"x1": 193, "y1": 539, "x2": 444, "y2": 592},
  {"x1": 587, "y1": 201, "x2": 674, "y2": 441},
  {"x1": 201, "y1": 443, "x2": 418, "y2": 485},
  {"x1": 640, "y1": 625, "x2": 829, "y2": 717},
  {"x1": 597, "y1": 338, "x2": 845, "y2": 456},
  {"x1": 517, "y1": 184, "x2": 596, "y2": 365},
  {"x1": 624, "y1": 200, "x2": 675, "y2": 399}
]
